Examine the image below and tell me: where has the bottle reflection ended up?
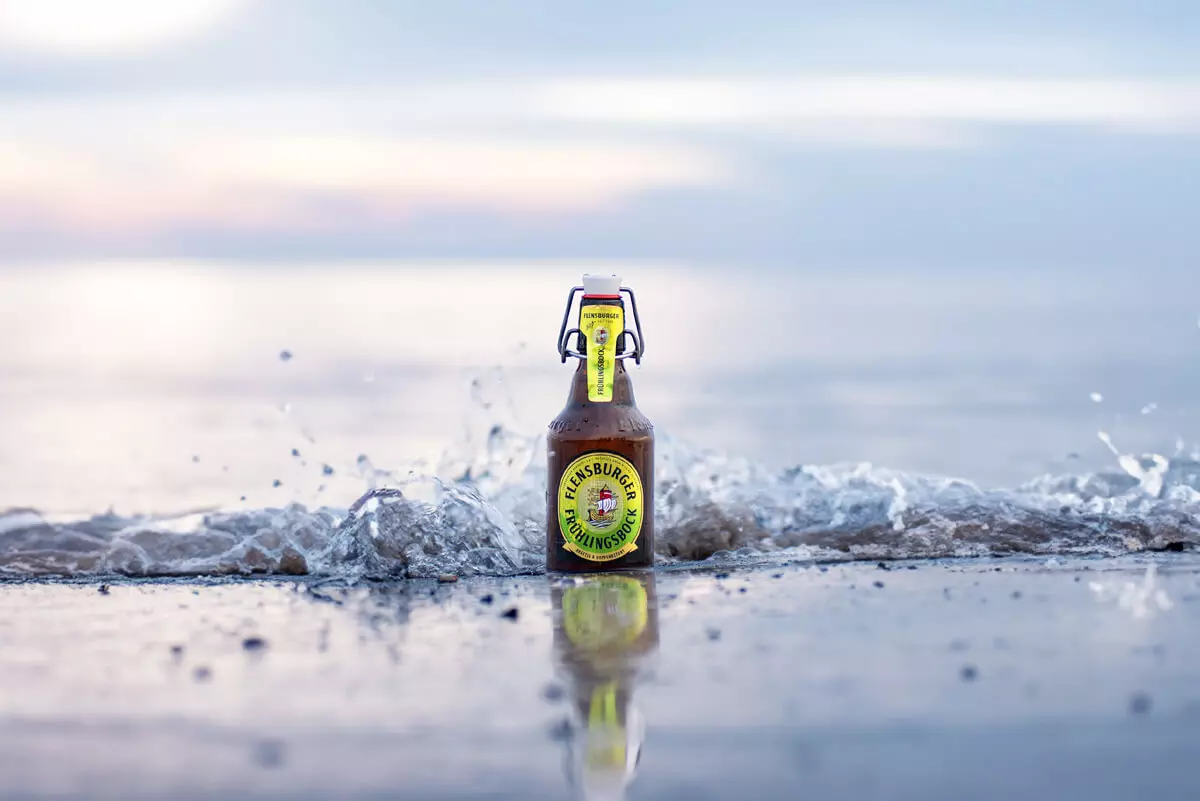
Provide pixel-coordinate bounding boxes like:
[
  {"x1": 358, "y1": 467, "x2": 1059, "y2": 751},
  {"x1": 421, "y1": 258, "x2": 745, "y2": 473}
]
[{"x1": 550, "y1": 572, "x2": 659, "y2": 801}]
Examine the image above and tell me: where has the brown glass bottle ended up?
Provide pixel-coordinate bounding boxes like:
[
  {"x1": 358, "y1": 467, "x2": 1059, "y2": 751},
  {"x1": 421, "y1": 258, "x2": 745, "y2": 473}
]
[{"x1": 547, "y1": 281, "x2": 654, "y2": 572}]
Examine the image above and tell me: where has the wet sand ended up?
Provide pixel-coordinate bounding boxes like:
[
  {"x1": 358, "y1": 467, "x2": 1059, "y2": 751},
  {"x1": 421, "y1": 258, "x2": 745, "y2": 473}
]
[{"x1": 2, "y1": 554, "x2": 1199, "y2": 800}]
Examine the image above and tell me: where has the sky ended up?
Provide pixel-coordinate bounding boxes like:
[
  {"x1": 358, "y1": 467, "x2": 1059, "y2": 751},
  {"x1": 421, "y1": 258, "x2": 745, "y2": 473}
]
[{"x1": 0, "y1": 0, "x2": 1198, "y2": 267}]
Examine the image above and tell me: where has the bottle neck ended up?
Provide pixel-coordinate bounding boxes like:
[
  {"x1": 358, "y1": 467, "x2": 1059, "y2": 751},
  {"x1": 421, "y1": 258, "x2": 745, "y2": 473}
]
[
  {"x1": 568, "y1": 295, "x2": 634, "y2": 406},
  {"x1": 574, "y1": 295, "x2": 626, "y2": 357},
  {"x1": 568, "y1": 357, "x2": 635, "y2": 405}
]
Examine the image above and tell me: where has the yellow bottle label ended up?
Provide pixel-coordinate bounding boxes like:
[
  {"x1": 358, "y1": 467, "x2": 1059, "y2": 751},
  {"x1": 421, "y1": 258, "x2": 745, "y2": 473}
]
[
  {"x1": 557, "y1": 451, "x2": 643, "y2": 562},
  {"x1": 580, "y1": 304, "x2": 622, "y2": 402}
]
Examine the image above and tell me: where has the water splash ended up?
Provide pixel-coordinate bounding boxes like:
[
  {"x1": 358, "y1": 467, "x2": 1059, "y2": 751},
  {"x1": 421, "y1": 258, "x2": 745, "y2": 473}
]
[
  {"x1": 1089, "y1": 564, "x2": 1175, "y2": 619},
  {"x1": 2, "y1": 392, "x2": 1199, "y2": 580}
]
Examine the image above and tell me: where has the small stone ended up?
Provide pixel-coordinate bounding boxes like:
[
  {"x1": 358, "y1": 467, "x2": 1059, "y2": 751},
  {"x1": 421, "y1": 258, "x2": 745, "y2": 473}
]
[
  {"x1": 242, "y1": 637, "x2": 267, "y2": 652},
  {"x1": 479, "y1": 594, "x2": 494, "y2": 605},
  {"x1": 193, "y1": 666, "x2": 212, "y2": 682},
  {"x1": 547, "y1": 718, "x2": 572, "y2": 742},
  {"x1": 960, "y1": 665, "x2": 979, "y2": 682},
  {"x1": 97, "y1": 585, "x2": 110, "y2": 595},
  {"x1": 501, "y1": 607, "x2": 519, "y2": 621},
  {"x1": 170, "y1": 644, "x2": 185, "y2": 659},
  {"x1": 541, "y1": 683, "x2": 565, "y2": 702},
  {"x1": 279, "y1": 350, "x2": 293, "y2": 362},
  {"x1": 192, "y1": 455, "x2": 200, "y2": 463},
  {"x1": 714, "y1": 572, "x2": 729, "y2": 580},
  {"x1": 873, "y1": 581, "x2": 885, "y2": 589},
  {"x1": 278, "y1": 548, "x2": 308, "y2": 576},
  {"x1": 322, "y1": 464, "x2": 335, "y2": 476},
  {"x1": 771, "y1": 573, "x2": 783, "y2": 579},
  {"x1": 1129, "y1": 692, "x2": 1152, "y2": 716},
  {"x1": 252, "y1": 739, "x2": 286, "y2": 769},
  {"x1": 738, "y1": 587, "x2": 748, "y2": 594},
  {"x1": 272, "y1": 479, "x2": 282, "y2": 487},
  {"x1": 438, "y1": 574, "x2": 458, "y2": 584},
  {"x1": 291, "y1": 448, "x2": 301, "y2": 458},
  {"x1": 1011, "y1": 591, "x2": 1022, "y2": 599},
  {"x1": 877, "y1": 562, "x2": 891, "y2": 571},
  {"x1": 706, "y1": 627, "x2": 721, "y2": 641},
  {"x1": 907, "y1": 565, "x2": 918, "y2": 570}
]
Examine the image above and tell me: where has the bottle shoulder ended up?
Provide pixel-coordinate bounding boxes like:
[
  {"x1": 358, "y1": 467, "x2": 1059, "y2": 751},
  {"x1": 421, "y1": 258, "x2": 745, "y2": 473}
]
[{"x1": 548, "y1": 402, "x2": 654, "y2": 438}]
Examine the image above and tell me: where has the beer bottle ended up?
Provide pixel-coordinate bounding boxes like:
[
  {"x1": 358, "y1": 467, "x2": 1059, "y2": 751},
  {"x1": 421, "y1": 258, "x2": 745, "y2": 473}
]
[
  {"x1": 550, "y1": 572, "x2": 659, "y2": 799},
  {"x1": 548, "y1": 274, "x2": 654, "y2": 572}
]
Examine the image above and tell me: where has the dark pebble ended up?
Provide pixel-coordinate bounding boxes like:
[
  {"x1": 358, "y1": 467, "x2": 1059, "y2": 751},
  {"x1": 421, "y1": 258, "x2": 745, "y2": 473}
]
[
  {"x1": 877, "y1": 562, "x2": 891, "y2": 571},
  {"x1": 239, "y1": 496, "x2": 247, "y2": 502},
  {"x1": 98, "y1": 585, "x2": 110, "y2": 595},
  {"x1": 291, "y1": 448, "x2": 301, "y2": 458},
  {"x1": 479, "y1": 594, "x2": 494, "y2": 605},
  {"x1": 438, "y1": 574, "x2": 458, "y2": 583},
  {"x1": 771, "y1": 573, "x2": 783, "y2": 579},
  {"x1": 252, "y1": 739, "x2": 286, "y2": 768},
  {"x1": 242, "y1": 637, "x2": 268, "y2": 652},
  {"x1": 1164, "y1": 541, "x2": 1186, "y2": 552},
  {"x1": 819, "y1": 567, "x2": 828, "y2": 573},
  {"x1": 322, "y1": 464, "x2": 335, "y2": 476},
  {"x1": 501, "y1": 607, "x2": 519, "y2": 621},
  {"x1": 907, "y1": 565, "x2": 918, "y2": 570},
  {"x1": 873, "y1": 581, "x2": 885, "y2": 589},
  {"x1": 272, "y1": 479, "x2": 282, "y2": 487},
  {"x1": 738, "y1": 587, "x2": 748, "y2": 594},
  {"x1": 547, "y1": 718, "x2": 572, "y2": 742},
  {"x1": 960, "y1": 665, "x2": 979, "y2": 682},
  {"x1": 170, "y1": 644, "x2": 185, "y2": 658},
  {"x1": 1130, "y1": 692, "x2": 1152, "y2": 716},
  {"x1": 1012, "y1": 591, "x2": 1023, "y2": 599},
  {"x1": 706, "y1": 627, "x2": 721, "y2": 641},
  {"x1": 279, "y1": 350, "x2": 293, "y2": 362},
  {"x1": 1074, "y1": 576, "x2": 1081, "y2": 582},
  {"x1": 192, "y1": 455, "x2": 200, "y2": 463},
  {"x1": 714, "y1": 572, "x2": 729, "y2": 580},
  {"x1": 193, "y1": 666, "x2": 212, "y2": 682},
  {"x1": 541, "y1": 683, "x2": 565, "y2": 702}
]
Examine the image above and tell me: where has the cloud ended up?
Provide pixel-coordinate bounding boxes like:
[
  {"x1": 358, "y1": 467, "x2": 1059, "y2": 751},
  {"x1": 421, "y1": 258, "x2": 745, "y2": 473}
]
[
  {"x1": 2, "y1": 73, "x2": 1199, "y2": 248},
  {"x1": 536, "y1": 76, "x2": 1200, "y2": 134},
  {"x1": 0, "y1": 131, "x2": 727, "y2": 234},
  {"x1": 0, "y1": 0, "x2": 249, "y2": 56}
]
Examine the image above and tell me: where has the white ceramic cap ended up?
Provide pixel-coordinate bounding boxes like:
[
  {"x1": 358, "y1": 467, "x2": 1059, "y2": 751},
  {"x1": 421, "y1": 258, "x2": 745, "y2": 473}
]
[{"x1": 582, "y1": 274, "x2": 622, "y2": 296}]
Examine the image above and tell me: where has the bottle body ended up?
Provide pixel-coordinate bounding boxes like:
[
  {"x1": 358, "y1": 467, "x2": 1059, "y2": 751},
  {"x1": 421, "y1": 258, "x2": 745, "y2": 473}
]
[{"x1": 547, "y1": 360, "x2": 654, "y2": 572}]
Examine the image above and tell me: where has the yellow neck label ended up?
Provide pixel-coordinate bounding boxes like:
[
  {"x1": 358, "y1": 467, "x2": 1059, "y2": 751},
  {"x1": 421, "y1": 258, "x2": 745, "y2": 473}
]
[{"x1": 581, "y1": 304, "x2": 622, "y2": 403}]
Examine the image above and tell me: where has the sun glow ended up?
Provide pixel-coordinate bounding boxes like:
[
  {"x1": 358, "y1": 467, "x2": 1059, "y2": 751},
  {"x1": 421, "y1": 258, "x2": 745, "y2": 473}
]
[{"x1": 0, "y1": 0, "x2": 248, "y2": 55}]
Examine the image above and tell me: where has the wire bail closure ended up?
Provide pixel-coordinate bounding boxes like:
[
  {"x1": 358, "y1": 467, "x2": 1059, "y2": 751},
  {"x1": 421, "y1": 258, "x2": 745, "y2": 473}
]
[{"x1": 556, "y1": 285, "x2": 645, "y2": 365}]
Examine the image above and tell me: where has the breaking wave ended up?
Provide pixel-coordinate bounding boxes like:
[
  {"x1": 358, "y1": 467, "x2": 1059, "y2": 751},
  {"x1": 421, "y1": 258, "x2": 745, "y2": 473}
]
[{"x1": 2, "y1": 385, "x2": 1198, "y2": 580}]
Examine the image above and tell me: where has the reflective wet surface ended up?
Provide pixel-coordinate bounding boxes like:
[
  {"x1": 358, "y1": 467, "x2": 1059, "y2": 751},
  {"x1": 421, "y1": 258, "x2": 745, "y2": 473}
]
[{"x1": 3, "y1": 555, "x2": 1200, "y2": 799}]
